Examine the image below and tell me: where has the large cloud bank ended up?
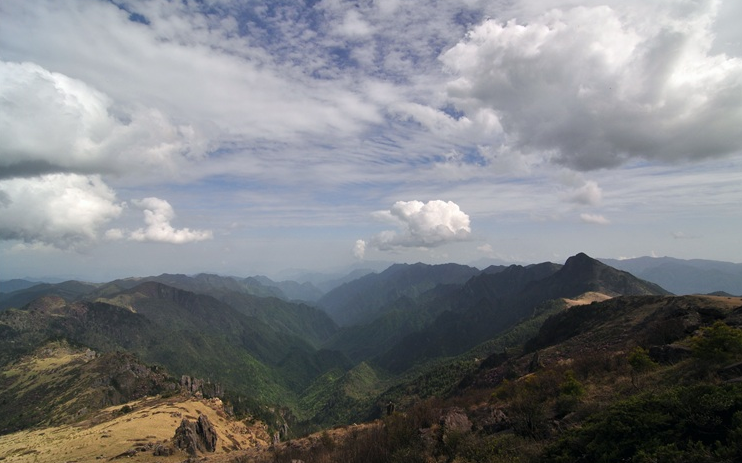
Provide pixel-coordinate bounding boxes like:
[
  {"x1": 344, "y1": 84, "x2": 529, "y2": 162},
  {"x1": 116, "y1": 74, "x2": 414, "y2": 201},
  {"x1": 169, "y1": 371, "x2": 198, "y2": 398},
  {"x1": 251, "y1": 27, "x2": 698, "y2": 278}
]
[
  {"x1": 0, "y1": 174, "x2": 122, "y2": 249},
  {"x1": 441, "y1": 3, "x2": 742, "y2": 170},
  {"x1": 357, "y1": 200, "x2": 471, "y2": 257},
  {"x1": 0, "y1": 62, "x2": 213, "y2": 248},
  {"x1": 0, "y1": 61, "x2": 207, "y2": 179}
]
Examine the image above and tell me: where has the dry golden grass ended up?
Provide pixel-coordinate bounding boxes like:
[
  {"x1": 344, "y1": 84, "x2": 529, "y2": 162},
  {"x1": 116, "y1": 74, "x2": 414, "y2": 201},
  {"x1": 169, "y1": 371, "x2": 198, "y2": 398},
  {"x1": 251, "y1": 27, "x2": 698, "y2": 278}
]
[
  {"x1": 0, "y1": 395, "x2": 271, "y2": 462},
  {"x1": 562, "y1": 291, "x2": 613, "y2": 307}
]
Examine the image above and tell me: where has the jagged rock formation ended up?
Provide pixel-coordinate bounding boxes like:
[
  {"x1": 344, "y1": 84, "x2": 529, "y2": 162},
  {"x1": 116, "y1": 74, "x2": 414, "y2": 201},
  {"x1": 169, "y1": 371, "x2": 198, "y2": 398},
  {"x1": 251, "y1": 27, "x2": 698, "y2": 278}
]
[
  {"x1": 173, "y1": 413, "x2": 218, "y2": 456},
  {"x1": 180, "y1": 375, "x2": 223, "y2": 398}
]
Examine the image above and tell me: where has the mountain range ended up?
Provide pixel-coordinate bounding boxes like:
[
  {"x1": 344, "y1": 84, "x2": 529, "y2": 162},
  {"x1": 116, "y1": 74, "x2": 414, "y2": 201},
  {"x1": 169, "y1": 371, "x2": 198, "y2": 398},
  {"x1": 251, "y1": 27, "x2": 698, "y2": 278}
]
[
  {"x1": 2, "y1": 252, "x2": 742, "y2": 462},
  {"x1": 599, "y1": 256, "x2": 742, "y2": 295}
]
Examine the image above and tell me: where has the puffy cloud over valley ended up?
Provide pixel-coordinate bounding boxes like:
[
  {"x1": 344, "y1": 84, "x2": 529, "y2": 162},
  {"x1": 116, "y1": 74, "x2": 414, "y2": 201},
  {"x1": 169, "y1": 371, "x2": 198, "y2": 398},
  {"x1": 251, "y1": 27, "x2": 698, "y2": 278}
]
[
  {"x1": 363, "y1": 200, "x2": 472, "y2": 252},
  {"x1": 126, "y1": 198, "x2": 213, "y2": 244},
  {"x1": 0, "y1": 174, "x2": 122, "y2": 249}
]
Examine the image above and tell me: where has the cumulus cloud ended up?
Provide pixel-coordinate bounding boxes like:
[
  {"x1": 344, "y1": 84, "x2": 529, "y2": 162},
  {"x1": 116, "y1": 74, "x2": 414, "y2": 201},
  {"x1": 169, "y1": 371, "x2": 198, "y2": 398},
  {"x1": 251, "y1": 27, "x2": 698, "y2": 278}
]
[
  {"x1": 580, "y1": 213, "x2": 610, "y2": 225},
  {"x1": 0, "y1": 61, "x2": 208, "y2": 180},
  {"x1": 367, "y1": 200, "x2": 471, "y2": 250},
  {"x1": 353, "y1": 239, "x2": 366, "y2": 259},
  {"x1": 126, "y1": 198, "x2": 213, "y2": 244},
  {"x1": 0, "y1": 173, "x2": 122, "y2": 248},
  {"x1": 441, "y1": 3, "x2": 742, "y2": 170}
]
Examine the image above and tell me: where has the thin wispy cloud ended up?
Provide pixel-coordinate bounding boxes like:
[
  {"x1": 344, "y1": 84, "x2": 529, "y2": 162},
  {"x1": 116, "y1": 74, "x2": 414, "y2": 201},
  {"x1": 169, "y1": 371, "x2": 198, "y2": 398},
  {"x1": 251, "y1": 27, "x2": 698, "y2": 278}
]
[{"x1": 580, "y1": 213, "x2": 610, "y2": 225}]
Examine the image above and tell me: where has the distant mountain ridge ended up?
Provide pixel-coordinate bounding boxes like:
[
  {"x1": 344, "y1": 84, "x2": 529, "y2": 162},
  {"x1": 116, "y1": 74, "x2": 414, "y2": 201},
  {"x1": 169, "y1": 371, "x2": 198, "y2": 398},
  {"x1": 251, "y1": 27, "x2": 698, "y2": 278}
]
[
  {"x1": 318, "y1": 262, "x2": 481, "y2": 326},
  {"x1": 0, "y1": 280, "x2": 100, "y2": 311},
  {"x1": 599, "y1": 256, "x2": 742, "y2": 295},
  {"x1": 0, "y1": 279, "x2": 41, "y2": 293},
  {"x1": 373, "y1": 253, "x2": 670, "y2": 372}
]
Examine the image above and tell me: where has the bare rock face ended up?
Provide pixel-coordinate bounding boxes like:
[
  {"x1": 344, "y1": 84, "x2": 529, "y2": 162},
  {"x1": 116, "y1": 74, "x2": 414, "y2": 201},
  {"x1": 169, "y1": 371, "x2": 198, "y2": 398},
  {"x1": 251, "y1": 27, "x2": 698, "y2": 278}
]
[
  {"x1": 173, "y1": 414, "x2": 218, "y2": 456},
  {"x1": 180, "y1": 375, "x2": 224, "y2": 398},
  {"x1": 440, "y1": 407, "x2": 472, "y2": 443},
  {"x1": 197, "y1": 414, "x2": 218, "y2": 452}
]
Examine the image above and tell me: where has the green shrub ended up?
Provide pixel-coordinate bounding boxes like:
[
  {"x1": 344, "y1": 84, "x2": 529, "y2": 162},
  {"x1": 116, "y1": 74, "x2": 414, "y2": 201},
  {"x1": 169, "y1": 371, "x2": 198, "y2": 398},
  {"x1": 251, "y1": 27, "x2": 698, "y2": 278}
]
[
  {"x1": 628, "y1": 347, "x2": 657, "y2": 373},
  {"x1": 542, "y1": 384, "x2": 742, "y2": 463},
  {"x1": 558, "y1": 370, "x2": 585, "y2": 397},
  {"x1": 691, "y1": 321, "x2": 742, "y2": 365}
]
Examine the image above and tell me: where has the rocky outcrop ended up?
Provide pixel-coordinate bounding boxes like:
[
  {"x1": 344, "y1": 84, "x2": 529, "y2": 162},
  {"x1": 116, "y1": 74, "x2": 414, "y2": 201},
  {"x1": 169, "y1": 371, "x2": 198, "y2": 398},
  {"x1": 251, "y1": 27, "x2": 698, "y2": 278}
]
[
  {"x1": 173, "y1": 414, "x2": 218, "y2": 456},
  {"x1": 180, "y1": 375, "x2": 223, "y2": 398},
  {"x1": 417, "y1": 407, "x2": 474, "y2": 452},
  {"x1": 440, "y1": 407, "x2": 472, "y2": 443}
]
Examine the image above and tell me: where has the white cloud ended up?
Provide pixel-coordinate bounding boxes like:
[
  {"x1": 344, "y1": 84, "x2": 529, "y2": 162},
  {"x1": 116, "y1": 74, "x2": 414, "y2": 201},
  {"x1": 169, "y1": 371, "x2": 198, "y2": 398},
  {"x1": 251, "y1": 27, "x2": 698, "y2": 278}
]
[
  {"x1": 0, "y1": 173, "x2": 122, "y2": 248},
  {"x1": 0, "y1": 1, "x2": 382, "y2": 147},
  {"x1": 0, "y1": 61, "x2": 213, "y2": 250},
  {"x1": 336, "y1": 10, "x2": 374, "y2": 38},
  {"x1": 441, "y1": 2, "x2": 742, "y2": 170},
  {"x1": 478, "y1": 243, "x2": 494, "y2": 254},
  {"x1": 368, "y1": 200, "x2": 471, "y2": 250},
  {"x1": 353, "y1": 239, "x2": 366, "y2": 259},
  {"x1": 580, "y1": 213, "x2": 610, "y2": 225},
  {"x1": 127, "y1": 198, "x2": 212, "y2": 244},
  {"x1": 568, "y1": 180, "x2": 603, "y2": 206},
  {"x1": 0, "y1": 61, "x2": 209, "y2": 180}
]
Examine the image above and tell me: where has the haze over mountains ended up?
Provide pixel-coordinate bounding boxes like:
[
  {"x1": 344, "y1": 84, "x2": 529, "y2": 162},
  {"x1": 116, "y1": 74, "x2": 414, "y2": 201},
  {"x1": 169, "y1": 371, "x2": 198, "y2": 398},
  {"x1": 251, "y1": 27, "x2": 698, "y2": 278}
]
[{"x1": 599, "y1": 256, "x2": 742, "y2": 296}]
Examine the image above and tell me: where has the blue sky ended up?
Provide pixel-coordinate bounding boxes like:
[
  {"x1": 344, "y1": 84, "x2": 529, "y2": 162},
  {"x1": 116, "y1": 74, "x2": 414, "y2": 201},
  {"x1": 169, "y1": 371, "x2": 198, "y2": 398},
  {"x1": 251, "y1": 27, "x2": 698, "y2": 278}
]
[{"x1": 1, "y1": 0, "x2": 741, "y2": 281}]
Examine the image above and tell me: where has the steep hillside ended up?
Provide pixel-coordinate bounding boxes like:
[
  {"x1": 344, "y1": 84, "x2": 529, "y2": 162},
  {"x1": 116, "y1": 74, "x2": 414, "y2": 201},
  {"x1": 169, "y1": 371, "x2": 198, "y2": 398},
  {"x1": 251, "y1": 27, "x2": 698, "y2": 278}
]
[
  {"x1": 215, "y1": 291, "x2": 338, "y2": 347},
  {"x1": 99, "y1": 274, "x2": 337, "y2": 346},
  {"x1": 227, "y1": 294, "x2": 742, "y2": 463},
  {"x1": 323, "y1": 283, "x2": 464, "y2": 363},
  {"x1": 0, "y1": 280, "x2": 99, "y2": 311},
  {"x1": 374, "y1": 253, "x2": 670, "y2": 372},
  {"x1": 0, "y1": 341, "x2": 178, "y2": 434},
  {"x1": 0, "y1": 283, "x2": 350, "y2": 418},
  {"x1": 318, "y1": 262, "x2": 481, "y2": 326}
]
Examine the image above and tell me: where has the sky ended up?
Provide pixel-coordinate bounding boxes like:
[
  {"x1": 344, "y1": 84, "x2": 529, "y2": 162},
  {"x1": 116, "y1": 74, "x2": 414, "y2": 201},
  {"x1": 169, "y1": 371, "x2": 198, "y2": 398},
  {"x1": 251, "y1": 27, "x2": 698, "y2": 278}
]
[{"x1": 1, "y1": 0, "x2": 741, "y2": 281}]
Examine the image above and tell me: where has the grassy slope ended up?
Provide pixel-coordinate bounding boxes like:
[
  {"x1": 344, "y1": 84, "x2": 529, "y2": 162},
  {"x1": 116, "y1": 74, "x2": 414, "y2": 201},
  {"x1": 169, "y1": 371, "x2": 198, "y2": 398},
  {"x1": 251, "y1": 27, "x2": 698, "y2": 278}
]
[
  {"x1": 0, "y1": 396, "x2": 270, "y2": 463},
  {"x1": 0, "y1": 342, "x2": 271, "y2": 463}
]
